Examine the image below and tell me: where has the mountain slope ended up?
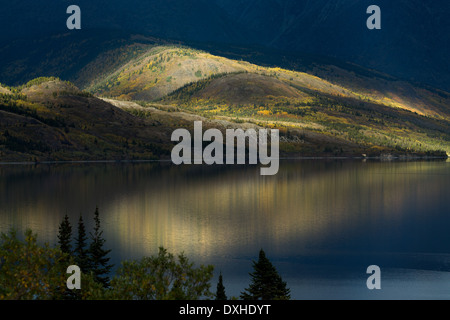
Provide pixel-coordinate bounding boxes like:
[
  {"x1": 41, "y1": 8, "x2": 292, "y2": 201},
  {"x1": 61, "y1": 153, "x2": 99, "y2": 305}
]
[
  {"x1": 1, "y1": 1, "x2": 448, "y2": 91},
  {"x1": 0, "y1": 0, "x2": 244, "y2": 44},
  {"x1": 84, "y1": 45, "x2": 450, "y2": 119},
  {"x1": 162, "y1": 72, "x2": 450, "y2": 156},
  {"x1": 1, "y1": 43, "x2": 450, "y2": 161},
  {"x1": 0, "y1": 78, "x2": 175, "y2": 161},
  {"x1": 214, "y1": 0, "x2": 450, "y2": 91},
  {"x1": 74, "y1": 44, "x2": 450, "y2": 156},
  {"x1": 82, "y1": 46, "x2": 248, "y2": 101}
]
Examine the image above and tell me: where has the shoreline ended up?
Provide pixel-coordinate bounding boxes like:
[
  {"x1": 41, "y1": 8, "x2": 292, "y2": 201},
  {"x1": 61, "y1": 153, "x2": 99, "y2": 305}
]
[{"x1": 0, "y1": 155, "x2": 448, "y2": 166}]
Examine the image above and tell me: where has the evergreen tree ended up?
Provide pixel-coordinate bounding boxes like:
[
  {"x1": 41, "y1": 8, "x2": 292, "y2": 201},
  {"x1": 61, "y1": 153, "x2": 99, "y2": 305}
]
[
  {"x1": 240, "y1": 249, "x2": 290, "y2": 300},
  {"x1": 74, "y1": 215, "x2": 90, "y2": 273},
  {"x1": 88, "y1": 207, "x2": 113, "y2": 288},
  {"x1": 57, "y1": 214, "x2": 77, "y2": 300},
  {"x1": 215, "y1": 272, "x2": 227, "y2": 300},
  {"x1": 57, "y1": 214, "x2": 72, "y2": 255}
]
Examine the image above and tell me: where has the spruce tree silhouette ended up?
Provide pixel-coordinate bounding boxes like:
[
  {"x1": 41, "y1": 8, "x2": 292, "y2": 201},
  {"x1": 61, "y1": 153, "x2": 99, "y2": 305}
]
[
  {"x1": 216, "y1": 272, "x2": 227, "y2": 300},
  {"x1": 57, "y1": 214, "x2": 78, "y2": 299},
  {"x1": 57, "y1": 214, "x2": 72, "y2": 255},
  {"x1": 88, "y1": 207, "x2": 113, "y2": 288},
  {"x1": 241, "y1": 249, "x2": 290, "y2": 300},
  {"x1": 74, "y1": 215, "x2": 90, "y2": 273}
]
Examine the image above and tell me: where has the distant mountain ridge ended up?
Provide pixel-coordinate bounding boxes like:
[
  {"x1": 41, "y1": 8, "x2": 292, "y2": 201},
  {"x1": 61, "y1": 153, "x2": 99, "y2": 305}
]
[
  {"x1": 214, "y1": 0, "x2": 450, "y2": 91},
  {"x1": 1, "y1": 0, "x2": 448, "y2": 90}
]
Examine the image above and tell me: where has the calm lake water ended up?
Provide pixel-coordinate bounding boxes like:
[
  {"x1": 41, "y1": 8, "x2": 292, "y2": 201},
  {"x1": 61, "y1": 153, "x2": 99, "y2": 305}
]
[{"x1": 1, "y1": 160, "x2": 450, "y2": 300}]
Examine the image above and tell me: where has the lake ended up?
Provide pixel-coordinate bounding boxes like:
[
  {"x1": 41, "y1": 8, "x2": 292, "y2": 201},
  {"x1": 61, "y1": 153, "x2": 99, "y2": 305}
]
[{"x1": 1, "y1": 159, "x2": 450, "y2": 300}]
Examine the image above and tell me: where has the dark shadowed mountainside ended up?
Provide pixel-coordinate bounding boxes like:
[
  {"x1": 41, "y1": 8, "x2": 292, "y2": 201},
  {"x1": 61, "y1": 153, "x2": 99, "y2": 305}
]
[
  {"x1": 0, "y1": 1, "x2": 449, "y2": 90},
  {"x1": 214, "y1": 0, "x2": 450, "y2": 91}
]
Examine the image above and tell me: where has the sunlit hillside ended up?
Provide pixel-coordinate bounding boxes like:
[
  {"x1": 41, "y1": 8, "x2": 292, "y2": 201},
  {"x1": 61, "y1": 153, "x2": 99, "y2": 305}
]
[
  {"x1": 1, "y1": 43, "x2": 449, "y2": 161},
  {"x1": 75, "y1": 45, "x2": 450, "y2": 156},
  {"x1": 82, "y1": 45, "x2": 450, "y2": 120}
]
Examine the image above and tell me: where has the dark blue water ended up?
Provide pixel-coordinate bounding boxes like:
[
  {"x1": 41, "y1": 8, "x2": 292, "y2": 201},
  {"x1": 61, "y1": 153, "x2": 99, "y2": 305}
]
[{"x1": 1, "y1": 160, "x2": 450, "y2": 299}]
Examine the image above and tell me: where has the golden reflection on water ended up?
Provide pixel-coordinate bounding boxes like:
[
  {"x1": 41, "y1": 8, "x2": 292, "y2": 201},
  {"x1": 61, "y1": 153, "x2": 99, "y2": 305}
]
[{"x1": 0, "y1": 160, "x2": 449, "y2": 262}]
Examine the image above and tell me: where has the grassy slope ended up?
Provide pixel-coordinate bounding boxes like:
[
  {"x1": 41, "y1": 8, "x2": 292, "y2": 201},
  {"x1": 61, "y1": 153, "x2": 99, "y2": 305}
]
[
  {"x1": 162, "y1": 72, "x2": 450, "y2": 156},
  {"x1": 0, "y1": 78, "x2": 176, "y2": 161},
  {"x1": 83, "y1": 46, "x2": 247, "y2": 101},
  {"x1": 85, "y1": 45, "x2": 450, "y2": 119},
  {"x1": 1, "y1": 43, "x2": 449, "y2": 161}
]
